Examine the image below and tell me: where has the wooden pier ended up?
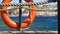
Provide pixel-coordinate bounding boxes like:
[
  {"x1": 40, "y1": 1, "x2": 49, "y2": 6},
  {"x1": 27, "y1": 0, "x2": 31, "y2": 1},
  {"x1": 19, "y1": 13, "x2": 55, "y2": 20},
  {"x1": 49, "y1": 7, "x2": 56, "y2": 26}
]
[{"x1": 0, "y1": 31, "x2": 58, "y2": 34}]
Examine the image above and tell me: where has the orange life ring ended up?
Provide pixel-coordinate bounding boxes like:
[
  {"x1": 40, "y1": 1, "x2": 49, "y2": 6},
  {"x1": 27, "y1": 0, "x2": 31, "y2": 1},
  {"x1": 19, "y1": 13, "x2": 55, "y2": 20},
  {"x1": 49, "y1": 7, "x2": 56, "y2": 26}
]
[{"x1": 1, "y1": 0, "x2": 36, "y2": 29}]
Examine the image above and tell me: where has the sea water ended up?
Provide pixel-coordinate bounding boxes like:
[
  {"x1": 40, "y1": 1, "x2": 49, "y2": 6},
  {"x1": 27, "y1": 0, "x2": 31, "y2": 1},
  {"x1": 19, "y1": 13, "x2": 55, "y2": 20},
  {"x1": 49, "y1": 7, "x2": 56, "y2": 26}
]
[{"x1": 0, "y1": 16, "x2": 58, "y2": 31}]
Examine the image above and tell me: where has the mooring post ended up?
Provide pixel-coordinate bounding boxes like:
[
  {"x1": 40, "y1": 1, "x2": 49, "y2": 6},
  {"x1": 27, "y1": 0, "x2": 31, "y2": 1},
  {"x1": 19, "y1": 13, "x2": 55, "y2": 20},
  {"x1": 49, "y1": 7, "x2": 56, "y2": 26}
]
[{"x1": 19, "y1": 0, "x2": 22, "y2": 31}]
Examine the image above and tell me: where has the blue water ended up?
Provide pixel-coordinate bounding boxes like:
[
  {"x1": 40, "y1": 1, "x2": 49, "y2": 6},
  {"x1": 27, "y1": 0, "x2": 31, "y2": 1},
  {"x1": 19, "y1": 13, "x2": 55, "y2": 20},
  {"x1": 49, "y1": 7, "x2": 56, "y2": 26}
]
[{"x1": 0, "y1": 16, "x2": 58, "y2": 31}]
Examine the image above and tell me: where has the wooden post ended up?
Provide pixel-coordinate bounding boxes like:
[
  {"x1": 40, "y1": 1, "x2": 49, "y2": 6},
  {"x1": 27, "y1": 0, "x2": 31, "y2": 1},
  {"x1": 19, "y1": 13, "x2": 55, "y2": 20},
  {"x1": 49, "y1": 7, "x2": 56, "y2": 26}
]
[{"x1": 18, "y1": 0, "x2": 22, "y2": 31}]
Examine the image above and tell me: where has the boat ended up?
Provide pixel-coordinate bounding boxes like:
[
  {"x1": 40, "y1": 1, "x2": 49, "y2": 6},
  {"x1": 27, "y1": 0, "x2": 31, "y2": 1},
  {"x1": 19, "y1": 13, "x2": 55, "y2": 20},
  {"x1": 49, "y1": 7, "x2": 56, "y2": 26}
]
[
  {"x1": 41, "y1": 13, "x2": 57, "y2": 17},
  {"x1": 9, "y1": 13, "x2": 29, "y2": 18},
  {"x1": 22, "y1": 13, "x2": 29, "y2": 17}
]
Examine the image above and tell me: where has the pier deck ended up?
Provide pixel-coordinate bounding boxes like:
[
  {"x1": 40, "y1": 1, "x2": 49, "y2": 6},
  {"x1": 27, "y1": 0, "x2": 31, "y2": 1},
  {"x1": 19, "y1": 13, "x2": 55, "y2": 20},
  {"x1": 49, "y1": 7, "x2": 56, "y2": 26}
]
[{"x1": 0, "y1": 31, "x2": 58, "y2": 34}]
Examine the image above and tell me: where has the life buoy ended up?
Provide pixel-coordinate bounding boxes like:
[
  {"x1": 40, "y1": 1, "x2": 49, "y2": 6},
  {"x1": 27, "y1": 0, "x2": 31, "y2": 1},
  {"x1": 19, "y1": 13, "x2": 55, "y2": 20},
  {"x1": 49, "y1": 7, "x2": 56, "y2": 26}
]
[{"x1": 1, "y1": 0, "x2": 36, "y2": 29}]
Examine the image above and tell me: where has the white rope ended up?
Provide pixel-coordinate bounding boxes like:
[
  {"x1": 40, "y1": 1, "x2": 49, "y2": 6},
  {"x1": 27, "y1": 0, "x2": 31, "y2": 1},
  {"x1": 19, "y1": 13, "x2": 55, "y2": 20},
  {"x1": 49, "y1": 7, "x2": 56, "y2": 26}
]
[
  {"x1": 0, "y1": 1, "x2": 57, "y2": 11},
  {"x1": 0, "y1": 1, "x2": 47, "y2": 6},
  {"x1": 0, "y1": 6, "x2": 57, "y2": 11}
]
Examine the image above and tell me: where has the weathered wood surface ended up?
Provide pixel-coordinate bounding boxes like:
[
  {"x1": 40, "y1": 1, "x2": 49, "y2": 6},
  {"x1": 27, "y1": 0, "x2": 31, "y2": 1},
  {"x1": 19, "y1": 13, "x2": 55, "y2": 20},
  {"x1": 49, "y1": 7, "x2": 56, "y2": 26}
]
[{"x1": 0, "y1": 31, "x2": 58, "y2": 34}]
